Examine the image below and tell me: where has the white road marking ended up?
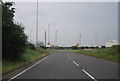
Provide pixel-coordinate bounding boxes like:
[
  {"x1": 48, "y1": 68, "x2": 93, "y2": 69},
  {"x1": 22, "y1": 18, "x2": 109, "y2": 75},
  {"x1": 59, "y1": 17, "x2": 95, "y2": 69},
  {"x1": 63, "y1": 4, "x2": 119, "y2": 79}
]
[
  {"x1": 69, "y1": 56, "x2": 71, "y2": 59},
  {"x1": 67, "y1": 55, "x2": 69, "y2": 57},
  {"x1": 67, "y1": 55, "x2": 96, "y2": 81},
  {"x1": 73, "y1": 61, "x2": 79, "y2": 66},
  {"x1": 67, "y1": 55, "x2": 72, "y2": 60},
  {"x1": 67, "y1": 55, "x2": 79, "y2": 66},
  {"x1": 82, "y1": 69, "x2": 97, "y2": 81},
  {"x1": 8, "y1": 56, "x2": 48, "y2": 81}
]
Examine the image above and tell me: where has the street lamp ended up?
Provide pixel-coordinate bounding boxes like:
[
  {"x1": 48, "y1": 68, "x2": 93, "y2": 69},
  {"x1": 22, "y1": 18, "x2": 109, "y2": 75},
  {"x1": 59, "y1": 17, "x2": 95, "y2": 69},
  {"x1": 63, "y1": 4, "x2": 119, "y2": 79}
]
[
  {"x1": 47, "y1": 23, "x2": 54, "y2": 47},
  {"x1": 36, "y1": 0, "x2": 38, "y2": 47},
  {"x1": 55, "y1": 30, "x2": 57, "y2": 46},
  {"x1": 79, "y1": 34, "x2": 81, "y2": 47}
]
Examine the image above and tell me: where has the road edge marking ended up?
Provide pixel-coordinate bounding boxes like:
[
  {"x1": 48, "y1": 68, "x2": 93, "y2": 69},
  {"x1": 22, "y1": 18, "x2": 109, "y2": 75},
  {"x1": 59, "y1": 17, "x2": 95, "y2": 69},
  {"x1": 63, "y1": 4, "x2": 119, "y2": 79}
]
[
  {"x1": 82, "y1": 69, "x2": 97, "y2": 81},
  {"x1": 8, "y1": 56, "x2": 48, "y2": 81}
]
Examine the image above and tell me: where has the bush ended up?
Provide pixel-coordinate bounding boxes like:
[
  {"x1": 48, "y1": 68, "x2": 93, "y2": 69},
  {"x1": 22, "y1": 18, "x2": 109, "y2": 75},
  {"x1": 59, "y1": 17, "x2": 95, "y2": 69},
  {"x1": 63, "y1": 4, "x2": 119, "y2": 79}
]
[
  {"x1": 2, "y1": 2, "x2": 27, "y2": 61},
  {"x1": 40, "y1": 46, "x2": 47, "y2": 49},
  {"x1": 101, "y1": 46, "x2": 106, "y2": 48},
  {"x1": 26, "y1": 42, "x2": 36, "y2": 50},
  {"x1": 71, "y1": 46, "x2": 78, "y2": 50}
]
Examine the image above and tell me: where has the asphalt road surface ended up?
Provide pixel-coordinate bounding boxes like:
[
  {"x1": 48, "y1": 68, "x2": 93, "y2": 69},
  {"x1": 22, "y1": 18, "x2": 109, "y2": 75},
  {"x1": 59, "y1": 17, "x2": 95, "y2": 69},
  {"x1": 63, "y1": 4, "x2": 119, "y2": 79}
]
[{"x1": 7, "y1": 51, "x2": 118, "y2": 81}]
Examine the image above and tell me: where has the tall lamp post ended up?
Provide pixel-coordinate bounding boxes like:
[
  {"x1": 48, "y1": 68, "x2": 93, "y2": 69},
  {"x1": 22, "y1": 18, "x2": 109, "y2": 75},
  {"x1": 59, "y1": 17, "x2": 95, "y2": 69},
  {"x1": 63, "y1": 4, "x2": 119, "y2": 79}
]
[
  {"x1": 79, "y1": 34, "x2": 81, "y2": 47},
  {"x1": 55, "y1": 30, "x2": 57, "y2": 46},
  {"x1": 47, "y1": 23, "x2": 54, "y2": 47},
  {"x1": 36, "y1": 0, "x2": 38, "y2": 47},
  {"x1": 45, "y1": 30, "x2": 46, "y2": 47},
  {"x1": 93, "y1": 31, "x2": 97, "y2": 47},
  {"x1": 29, "y1": 30, "x2": 32, "y2": 43}
]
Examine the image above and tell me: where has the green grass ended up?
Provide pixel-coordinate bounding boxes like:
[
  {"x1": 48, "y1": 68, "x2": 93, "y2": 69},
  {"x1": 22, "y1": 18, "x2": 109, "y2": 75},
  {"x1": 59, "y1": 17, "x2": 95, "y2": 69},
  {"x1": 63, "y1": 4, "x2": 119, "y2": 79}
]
[
  {"x1": 77, "y1": 46, "x2": 119, "y2": 62},
  {"x1": 2, "y1": 48, "x2": 51, "y2": 75}
]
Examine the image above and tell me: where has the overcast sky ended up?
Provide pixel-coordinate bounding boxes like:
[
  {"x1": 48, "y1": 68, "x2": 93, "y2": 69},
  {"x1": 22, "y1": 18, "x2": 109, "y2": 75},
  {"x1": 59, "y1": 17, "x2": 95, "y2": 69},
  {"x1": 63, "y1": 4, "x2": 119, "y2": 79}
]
[{"x1": 13, "y1": 2, "x2": 118, "y2": 47}]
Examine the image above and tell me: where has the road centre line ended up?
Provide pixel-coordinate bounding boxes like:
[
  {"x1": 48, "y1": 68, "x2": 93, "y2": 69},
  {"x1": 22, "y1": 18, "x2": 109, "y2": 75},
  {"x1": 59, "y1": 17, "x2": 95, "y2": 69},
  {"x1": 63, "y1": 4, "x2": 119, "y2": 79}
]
[
  {"x1": 67, "y1": 55, "x2": 96, "y2": 81},
  {"x1": 82, "y1": 69, "x2": 97, "y2": 81},
  {"x1": 67, "y1": 55, "x2": 79, "y2": 66},
  {"x1": 72, "y1": 61, "x2": 79, "y2": 66},
  {"x1": 67, "y1": 55, "x2": 72, "y2": 60},
  {"x1": 8, "y1": 56, "x2": 48, "y2": 81}
]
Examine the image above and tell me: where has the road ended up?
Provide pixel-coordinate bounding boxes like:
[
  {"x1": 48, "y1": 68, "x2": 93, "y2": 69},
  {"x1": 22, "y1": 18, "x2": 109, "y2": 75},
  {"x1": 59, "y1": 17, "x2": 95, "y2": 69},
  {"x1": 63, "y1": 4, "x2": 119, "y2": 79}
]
[{"x1": 5, "y1": 51, "x2": 119, "y2": 81}]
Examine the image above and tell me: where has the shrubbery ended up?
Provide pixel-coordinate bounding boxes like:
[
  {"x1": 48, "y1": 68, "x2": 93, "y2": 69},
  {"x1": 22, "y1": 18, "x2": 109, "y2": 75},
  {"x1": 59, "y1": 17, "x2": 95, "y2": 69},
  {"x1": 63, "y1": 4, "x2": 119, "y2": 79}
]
[
  {"x1": 2, "y1": 2, "x2": 27, "y2": 61},
  {"x1": 26, "y1": 42, "x2": 36, "y2": 50}
]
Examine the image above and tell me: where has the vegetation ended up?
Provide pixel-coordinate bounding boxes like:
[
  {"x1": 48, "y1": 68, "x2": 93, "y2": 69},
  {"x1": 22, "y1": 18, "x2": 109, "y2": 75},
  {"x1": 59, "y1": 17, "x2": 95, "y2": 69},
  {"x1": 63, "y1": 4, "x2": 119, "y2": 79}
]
[
  {"x1": 2, "y1": 2, "x2": 27, "y2": 61},
  {"x1": 26, "y1": 42, "x2": 36, "y2": 50},
  {"x1": 3, "y1": 47, "x2": 51, "y2": 75},
  {"x1": 2, "y1": 2, "x2": 51, "y2": 75},
  {"x1": 53, "y1": 46, "x2": 100, "y2": 50},
  {"x1": 77, "y1": 45, "x2": 119, "y2": 62}
]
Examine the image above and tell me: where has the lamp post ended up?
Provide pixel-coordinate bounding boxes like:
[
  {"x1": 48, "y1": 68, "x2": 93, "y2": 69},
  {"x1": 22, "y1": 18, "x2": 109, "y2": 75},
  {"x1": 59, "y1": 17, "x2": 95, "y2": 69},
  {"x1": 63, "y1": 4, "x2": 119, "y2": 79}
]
[
  {"x1": 36, "y1": 0, "x2": 38, "y2": 47},
  {"x1": 47, "y1": 23, "x2": 54, "y2": 47},
  {"x1": 55, "y1": 30, "x2": 57, "y2": 46},
  {"x1": 29, "y1": 30, "x2": 32, "y2": 43},
  {"x1": 79, "y1": 34, "x2": 81, "y2": 47},
  {"x1": 93, "y1": 31, "x2": 97, "y2": 47},
  {"x1": 45, "y1": 30, "x2": 46, "y2": 47}
]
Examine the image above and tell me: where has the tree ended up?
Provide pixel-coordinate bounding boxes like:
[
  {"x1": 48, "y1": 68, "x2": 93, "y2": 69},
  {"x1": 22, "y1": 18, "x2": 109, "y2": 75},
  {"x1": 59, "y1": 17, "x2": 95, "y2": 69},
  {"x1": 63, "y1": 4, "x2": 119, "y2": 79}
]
[
  {"x1": 26, "y1": 42, "x2": 36, "y2": 50},
  {"x1": 2, "y1": 2, "x2": 27, "y2": 61},
  {"x1": 71, "y1": 46, "x2": 78, "y2": 50},
  {"x1": 101, "y1": 46, "x2": 106, "y2": 48}
]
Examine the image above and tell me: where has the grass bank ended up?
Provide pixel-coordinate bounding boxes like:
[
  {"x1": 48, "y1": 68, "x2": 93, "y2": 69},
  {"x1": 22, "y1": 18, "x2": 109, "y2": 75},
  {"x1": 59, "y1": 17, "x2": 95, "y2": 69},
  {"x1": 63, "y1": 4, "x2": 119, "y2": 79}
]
[
  {"x1": 77, "y1": 46, "x2": 119, "y2": 62},
  {"x1": 2, "y1": 48, "x2": 51, "y2": 75}
]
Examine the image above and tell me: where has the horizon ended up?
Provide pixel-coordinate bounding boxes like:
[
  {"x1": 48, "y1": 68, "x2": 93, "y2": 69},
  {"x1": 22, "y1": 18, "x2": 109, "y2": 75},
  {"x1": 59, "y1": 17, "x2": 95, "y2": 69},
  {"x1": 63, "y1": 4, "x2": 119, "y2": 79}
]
[{"x1": 12, "y1": 2, "x2": 118, "y2": 47}]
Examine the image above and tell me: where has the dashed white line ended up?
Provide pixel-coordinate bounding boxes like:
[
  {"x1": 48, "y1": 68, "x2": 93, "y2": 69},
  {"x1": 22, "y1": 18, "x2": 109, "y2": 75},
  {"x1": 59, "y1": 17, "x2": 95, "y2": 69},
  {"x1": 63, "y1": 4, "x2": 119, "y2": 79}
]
[
  {"x1": 82, "y1": 69, "x2": 97, "y2": 81},
  {"x1": 67, "y1": 55, "x2": 79, "y2": 66},
  {"x1": 72, "y1": 61, "x2": 79, "y2": 66},
  {"x1": 69, "y1": 57, "x2": 72, "y2": 60},
  {"x1": 8, "y1": 56, "x2": 48, "y2": 81},
  {"x1": 67, "y1": 55, "x2": 69, "y2": 57},
  {"x1": 67, "y1": 55, "x2": 72, "y2": 60},
  {"x1": 67, "y1": 55, "x2": 96, "y2": 81}
]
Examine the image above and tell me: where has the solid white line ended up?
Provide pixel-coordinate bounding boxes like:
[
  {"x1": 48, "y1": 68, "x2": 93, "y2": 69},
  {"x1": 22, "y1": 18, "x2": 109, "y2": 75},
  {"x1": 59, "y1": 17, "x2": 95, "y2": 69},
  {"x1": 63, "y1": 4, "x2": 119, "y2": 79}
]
[
  {"x1": 73, "y1": 61, "x2": 79, "y2": 66},
  {"x1": 82, "y1": 69, "x2": 97, "y2": 81},
  {"x1": 8, "y1": 56, "x2": 48, "y2": 81}
]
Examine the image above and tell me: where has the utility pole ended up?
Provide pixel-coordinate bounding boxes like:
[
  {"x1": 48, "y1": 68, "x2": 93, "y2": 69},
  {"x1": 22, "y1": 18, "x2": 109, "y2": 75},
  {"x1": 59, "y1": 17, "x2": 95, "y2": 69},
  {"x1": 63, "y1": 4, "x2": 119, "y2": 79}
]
[
  {"x1": 45, "y1": 30, "x2": 46, "y2": 47},
  {"x1": 47, "y1": 23, "x2": 54, "y2": 47},
  {"x1": 94, "y1": 32, "x2": 97, "y2": 47},
  {"x1": 79, "y1": 34, "x2": 81, "y2": 47},
  {"x1": 30, "y1": 30, "x2": 32, "y2": 43},
  {"x1": 36, "y1": 0, "x2": 38, "y2": 47},
  {"x1": 55, "y1": 30, "x2": 57, "y2": 46},
  {"x1": 48, "y1": 24, "x2": 50, "y2": 44}
]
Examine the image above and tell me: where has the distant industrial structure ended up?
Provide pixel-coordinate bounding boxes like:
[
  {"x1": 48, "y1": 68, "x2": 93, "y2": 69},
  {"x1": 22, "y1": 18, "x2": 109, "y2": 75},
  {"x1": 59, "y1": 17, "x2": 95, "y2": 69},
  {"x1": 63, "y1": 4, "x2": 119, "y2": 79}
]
[
  {"x1": 106, "y1": 40, "x2": 118, "y2": 47},
  {"x1": 37, "y1": 41, "x2": 44, "y2": 47},
  {"x1": 76, "y1": 43, "x2": 80, "y2": 47}
]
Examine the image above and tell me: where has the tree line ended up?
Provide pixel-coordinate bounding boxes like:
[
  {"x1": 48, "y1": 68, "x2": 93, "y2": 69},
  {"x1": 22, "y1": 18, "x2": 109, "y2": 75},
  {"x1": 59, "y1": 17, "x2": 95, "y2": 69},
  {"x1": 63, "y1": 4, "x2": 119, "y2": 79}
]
[{"x1": 2, "y1": 2, "x2": 35, "y2": 61}]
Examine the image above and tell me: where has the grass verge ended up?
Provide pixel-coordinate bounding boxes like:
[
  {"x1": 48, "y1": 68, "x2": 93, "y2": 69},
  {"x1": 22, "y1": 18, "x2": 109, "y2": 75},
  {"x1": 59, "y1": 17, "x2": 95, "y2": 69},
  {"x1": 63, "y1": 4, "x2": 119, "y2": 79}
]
[
  {"x1": 76, "y1": 46, "x2": 119, "y2": 63},
  {"x1": 2, "y1": 48, "x2": 51, "y2": 75}
]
